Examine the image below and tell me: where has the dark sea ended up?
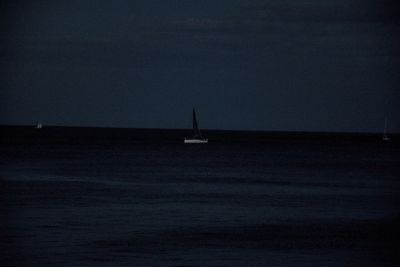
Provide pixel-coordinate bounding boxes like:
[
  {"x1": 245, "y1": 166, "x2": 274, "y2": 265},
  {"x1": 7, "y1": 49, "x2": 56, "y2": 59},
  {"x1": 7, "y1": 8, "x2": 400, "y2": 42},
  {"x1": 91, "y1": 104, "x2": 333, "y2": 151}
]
[{"x1": 1, "y1": 127, "x2": 399, "y2": 267}]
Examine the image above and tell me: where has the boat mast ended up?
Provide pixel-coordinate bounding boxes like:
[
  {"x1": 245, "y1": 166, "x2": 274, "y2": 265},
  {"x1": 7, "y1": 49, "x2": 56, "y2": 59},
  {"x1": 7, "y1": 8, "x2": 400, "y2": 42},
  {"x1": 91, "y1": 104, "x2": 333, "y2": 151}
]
[
  {"x1": 184, "y1": 108, "x2": 208, "y2": 143},
  {"x1": 192, "y1": 108, "x2": 202, "y2": 138},
  {"x1": 193, "y1": 108, "x2": 198, "y2": 132}
]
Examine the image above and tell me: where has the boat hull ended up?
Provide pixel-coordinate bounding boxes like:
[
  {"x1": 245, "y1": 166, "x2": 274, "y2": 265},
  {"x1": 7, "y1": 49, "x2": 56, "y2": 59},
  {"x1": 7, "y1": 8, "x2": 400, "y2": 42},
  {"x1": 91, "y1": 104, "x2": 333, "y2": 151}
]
[{"x1": 184, "y1": 138, "x2": 208, "y2": 144}]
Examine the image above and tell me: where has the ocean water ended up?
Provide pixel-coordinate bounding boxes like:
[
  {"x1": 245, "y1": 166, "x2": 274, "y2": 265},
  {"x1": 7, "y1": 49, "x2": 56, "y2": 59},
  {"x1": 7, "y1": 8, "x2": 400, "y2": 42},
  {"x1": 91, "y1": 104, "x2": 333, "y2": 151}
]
[{"x1": 1, "y1": 128, "x2": 399, "y2": 266}]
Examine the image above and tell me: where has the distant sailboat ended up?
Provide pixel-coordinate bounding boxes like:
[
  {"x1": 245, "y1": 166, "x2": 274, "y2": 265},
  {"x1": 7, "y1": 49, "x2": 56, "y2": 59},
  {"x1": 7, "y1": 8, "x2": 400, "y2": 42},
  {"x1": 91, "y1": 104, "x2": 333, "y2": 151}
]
[
  {"x1": 184, "y1": 108, "x2": 208, "y2": 144},
  {"x1": 383, "y1": 117, "x2": 390, "y2": 141},
  {"x1": 36, "y1": 122, "x2": 43, "y2": 129}
]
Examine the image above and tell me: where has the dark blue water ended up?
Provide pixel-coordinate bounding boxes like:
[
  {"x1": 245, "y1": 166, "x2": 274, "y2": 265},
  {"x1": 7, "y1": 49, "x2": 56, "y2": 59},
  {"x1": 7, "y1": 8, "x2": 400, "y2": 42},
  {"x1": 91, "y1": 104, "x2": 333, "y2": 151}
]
[{"x1": 1, "y1": 128, "x2": 399, "y2": 266}]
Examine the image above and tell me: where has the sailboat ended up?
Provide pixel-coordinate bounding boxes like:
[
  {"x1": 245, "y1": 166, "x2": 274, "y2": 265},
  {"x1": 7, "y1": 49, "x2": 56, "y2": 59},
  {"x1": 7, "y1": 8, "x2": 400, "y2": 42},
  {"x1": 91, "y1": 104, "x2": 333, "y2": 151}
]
[
  {"x1": 383, "y1": 117, "x2": 390, "y2": 141},
  {"x1": 36, "y1": 122, "x2": 43, "y2": 129},
  {"x1": 184, "y1": 108, "x2": 208, "y2": 144}
]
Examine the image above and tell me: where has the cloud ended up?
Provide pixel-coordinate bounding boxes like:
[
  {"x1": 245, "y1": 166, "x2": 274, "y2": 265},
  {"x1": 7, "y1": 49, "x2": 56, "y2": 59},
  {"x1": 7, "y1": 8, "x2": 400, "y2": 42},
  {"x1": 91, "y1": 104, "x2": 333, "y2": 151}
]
[
  {"x1": 164, "y1": 0, "x2": 400, "y2": 50},
  {"x1": 2, "y1": 0, "x2": 399, "y2": 67},
  {"x1": 241, "y1": 0, "x2": 400, "y2": 23}
]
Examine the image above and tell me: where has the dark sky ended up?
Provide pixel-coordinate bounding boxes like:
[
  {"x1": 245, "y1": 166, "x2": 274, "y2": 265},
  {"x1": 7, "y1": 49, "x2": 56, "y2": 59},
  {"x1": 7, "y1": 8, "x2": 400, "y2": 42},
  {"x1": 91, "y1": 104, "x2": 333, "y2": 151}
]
[{"x1": 1, "y1": 0, "x2": 399, "y2": 132}]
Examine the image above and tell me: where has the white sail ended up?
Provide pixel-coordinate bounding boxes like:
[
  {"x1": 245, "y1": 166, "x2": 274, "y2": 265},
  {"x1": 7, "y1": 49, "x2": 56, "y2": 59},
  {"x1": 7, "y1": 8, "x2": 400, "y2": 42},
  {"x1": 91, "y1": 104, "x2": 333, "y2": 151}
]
[{"x1": 383, "y1": 117, "x2": 390, "y2": 141}]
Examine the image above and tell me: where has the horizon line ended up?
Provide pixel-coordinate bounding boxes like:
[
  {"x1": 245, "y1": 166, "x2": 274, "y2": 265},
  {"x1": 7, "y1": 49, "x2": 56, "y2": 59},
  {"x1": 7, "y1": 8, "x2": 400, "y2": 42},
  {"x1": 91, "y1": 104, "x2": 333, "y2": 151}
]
[{"x1": 0, "y1": 124, "x2": 398, "y2": 136}]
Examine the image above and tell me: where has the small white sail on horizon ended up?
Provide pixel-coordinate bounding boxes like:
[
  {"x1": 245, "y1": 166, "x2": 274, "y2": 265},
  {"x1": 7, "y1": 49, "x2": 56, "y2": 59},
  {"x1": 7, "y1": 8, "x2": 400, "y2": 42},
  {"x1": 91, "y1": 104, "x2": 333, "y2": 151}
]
[
  {"x1": 383, "y1": 117, "x2": 390, "y2": 141},
  {"x1": 36, "y1": 122, "x2": 43, "y2": 129}
]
